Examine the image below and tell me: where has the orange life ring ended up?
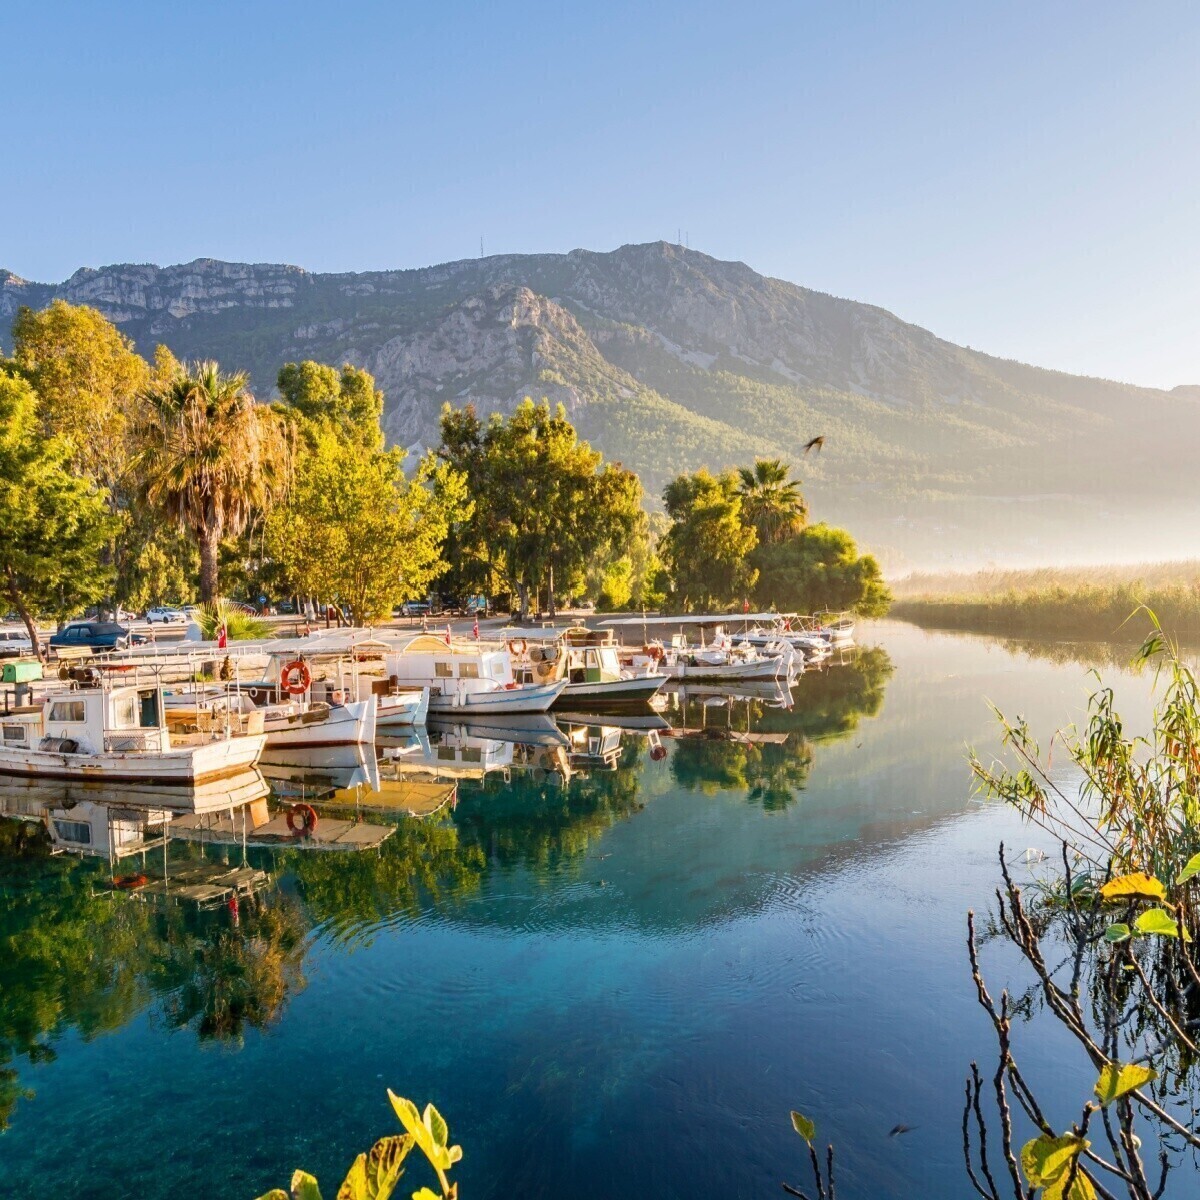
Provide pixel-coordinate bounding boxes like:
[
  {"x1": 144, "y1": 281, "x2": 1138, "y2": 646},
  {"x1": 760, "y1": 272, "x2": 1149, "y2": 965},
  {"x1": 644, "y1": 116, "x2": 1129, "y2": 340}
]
[
  {"x1": 648, "y1": 645, "x2": 664, "y2": 661},
  {"x1": 650, "y1": 744, "x2": 667, "y2": 762},
  {"x1": 281, "y1": 660, "x2": 312, "y2": 696},
  {"x1": 114, "y1": 873, "x2": 148, "y2": 890},
  {"x1": 508, "y1": 638, "x2": 528, "y2": 657},
  {"x1": 286, "y1": 803, "x2": 318, "y2": 836}
]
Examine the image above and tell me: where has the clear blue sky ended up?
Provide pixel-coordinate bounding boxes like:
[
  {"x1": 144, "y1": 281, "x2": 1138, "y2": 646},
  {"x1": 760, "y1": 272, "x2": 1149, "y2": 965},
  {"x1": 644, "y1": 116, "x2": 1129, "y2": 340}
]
[{"x1": 5, "y1": 1, "x2": 1197, "y2": 387}]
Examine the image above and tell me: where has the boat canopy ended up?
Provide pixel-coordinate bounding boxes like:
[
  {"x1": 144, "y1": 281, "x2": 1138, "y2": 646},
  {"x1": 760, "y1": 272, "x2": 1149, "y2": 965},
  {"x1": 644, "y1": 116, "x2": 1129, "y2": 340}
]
[{"x1": 600, "y1": 612, "x2": 798, "y2": 626}]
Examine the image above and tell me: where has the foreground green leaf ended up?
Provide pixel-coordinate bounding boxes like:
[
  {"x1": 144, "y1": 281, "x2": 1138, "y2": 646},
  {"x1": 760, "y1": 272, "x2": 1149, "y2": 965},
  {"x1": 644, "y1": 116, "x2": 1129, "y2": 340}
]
[
  {"x1": 1094, "y1": 1063, "x2": 1156, "y2": 1107},
  {"x1": 1021, "y1": 1133, "x2": 1087, "y2": 1186},
  {"x1": 1103, "y1": 923, "x2": 1131, "y2": 943},
  {"x1": 790, "y1": 1111, "x2": 816, "y2": 1144},
  {"x1": 291, "y1": 1171, "x2": 324, "y2": 1200},
  {"x1": 1177, "y1": 853, "x2": 1200, "y2": 884},
  {"x1": 1134, "y1": 907, "x2": 1187, "y2": 939}
]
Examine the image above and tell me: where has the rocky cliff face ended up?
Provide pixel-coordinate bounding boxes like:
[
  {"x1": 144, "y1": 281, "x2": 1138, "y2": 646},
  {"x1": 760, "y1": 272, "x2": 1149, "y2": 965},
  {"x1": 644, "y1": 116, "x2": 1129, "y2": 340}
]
[{"x1": 4, "y1": 242, "x2": 1198, "y2": 567}]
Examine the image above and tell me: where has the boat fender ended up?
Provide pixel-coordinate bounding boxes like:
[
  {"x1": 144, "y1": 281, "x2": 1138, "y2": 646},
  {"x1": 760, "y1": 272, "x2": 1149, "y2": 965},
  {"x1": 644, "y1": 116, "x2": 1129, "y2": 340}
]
[
  {"x1": 508, "y1": 638, "x2": 528, "y2": 657},
  {"x1": 505, "y1": 681, "x2": 518, "y2": 690},
  {"x1": 286, "y1": 803, "x2": 318, "y2": 836},
  {"x1": 281, "y1": 660, "x2": 312, "y2": 696},
  {"x1": 650, "y1": 744, "x2": 667, "y2": 761}
]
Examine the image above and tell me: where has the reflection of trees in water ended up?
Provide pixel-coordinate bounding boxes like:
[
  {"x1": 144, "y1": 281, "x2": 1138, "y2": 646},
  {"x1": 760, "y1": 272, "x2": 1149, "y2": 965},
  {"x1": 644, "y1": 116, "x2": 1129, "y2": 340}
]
[
  {"x1": 283, "y1": 817, "x2": 487, "y2": 940},
  {"x1": 670, "y1": 648, "x2": 893, "y2": 809},
  {"x1": 453, "y1": 738, "x2": 646, "y2": 870},
  {"x1": 0, "y1": 823, "x2": 306, "y2": 1130}
]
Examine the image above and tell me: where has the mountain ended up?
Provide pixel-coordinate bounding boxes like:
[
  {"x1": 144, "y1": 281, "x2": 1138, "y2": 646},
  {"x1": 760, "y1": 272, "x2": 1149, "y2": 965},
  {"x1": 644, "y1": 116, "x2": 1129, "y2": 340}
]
[{"x1": 3, "y1": 242, "x2": 1196, "y2": 569}]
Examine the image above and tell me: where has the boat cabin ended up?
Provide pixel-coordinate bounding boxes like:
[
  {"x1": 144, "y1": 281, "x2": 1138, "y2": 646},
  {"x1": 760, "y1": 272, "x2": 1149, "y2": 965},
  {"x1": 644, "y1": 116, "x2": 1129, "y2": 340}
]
[
  {"x1": 1, "y1": 685, "x2": 167, "y2": 755},
  {"x1": 385, "y1": 634, "x2": 514, "y2": 697}
]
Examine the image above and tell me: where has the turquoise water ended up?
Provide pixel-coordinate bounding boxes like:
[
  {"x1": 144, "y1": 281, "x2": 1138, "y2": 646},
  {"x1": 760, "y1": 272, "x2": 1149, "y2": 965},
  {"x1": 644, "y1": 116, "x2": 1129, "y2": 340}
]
[{"x1": 0, "y1": 623, "x2": 1171, "y2": 1197}]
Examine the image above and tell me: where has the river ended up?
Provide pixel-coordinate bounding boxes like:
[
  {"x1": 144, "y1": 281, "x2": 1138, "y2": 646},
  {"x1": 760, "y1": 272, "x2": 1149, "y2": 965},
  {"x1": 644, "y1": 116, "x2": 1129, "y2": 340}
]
[{"x1": 0, "y1": 621, "x2": 1175, "y2": 1198}]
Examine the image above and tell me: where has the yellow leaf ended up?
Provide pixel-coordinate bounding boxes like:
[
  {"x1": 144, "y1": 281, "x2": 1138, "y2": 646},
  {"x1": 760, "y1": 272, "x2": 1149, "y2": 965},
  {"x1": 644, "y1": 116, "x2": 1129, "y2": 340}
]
[
  {"x1": 1094, "y1": 1062, "x2": 1157, "y2": 1106},
  {"x1": 1021, "y1": 1134, "x2": 1087, "y2": 1187},
  {"x1": 1099, "y1": 873, "x2": 1166, "y2": 902}
]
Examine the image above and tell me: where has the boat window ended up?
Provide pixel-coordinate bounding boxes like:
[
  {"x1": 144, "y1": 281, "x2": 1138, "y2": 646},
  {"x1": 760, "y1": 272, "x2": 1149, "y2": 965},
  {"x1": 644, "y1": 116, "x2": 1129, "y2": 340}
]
[
  {"x1": 461, "y1": 747, "x2": 481, "y2": 763},
  {"x1": 53, "y1": 819, "x2": 91, "y2": 845},
  {"x1": 458, "y1": 662, "x2": 479, "y2": 679},
  {"x1": 49, "y1": 700, "x2": 86, "y2": 723},
  {"x1": 2, "y1": 725, "x2": 26, "y2": 743},
  {"x1": 434, "y1": 662, "x2": 453, "y2": 678},
  {"x1": 437, "y1": 745, "x2": 457, "y2": 761},
  {"x1": 139, "y1": 690, "x2": 160, "y2": 728},
  {"x1": 111, "y1": 694, "x2": 138, "y2": 728}
]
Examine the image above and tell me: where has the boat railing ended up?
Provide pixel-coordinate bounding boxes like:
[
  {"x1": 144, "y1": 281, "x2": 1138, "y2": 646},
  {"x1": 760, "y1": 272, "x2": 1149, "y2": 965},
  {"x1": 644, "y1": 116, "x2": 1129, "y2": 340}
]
[{"x1": 104, "y1": 728, "x2": 169, "y2": 753}]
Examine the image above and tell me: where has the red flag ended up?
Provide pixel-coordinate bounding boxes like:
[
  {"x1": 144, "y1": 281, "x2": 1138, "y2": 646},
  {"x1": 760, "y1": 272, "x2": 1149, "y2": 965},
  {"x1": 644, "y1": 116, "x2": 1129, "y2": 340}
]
[
  {"x1": 742, "y1": 598, "x2": 750, "y2": 614},
  {"x1": 472, "y1": 616, "x2": 479, "y2": 640},
  {"x1": 217, "y1": 623, "x2": 228, "y2": 649},
  {"x1": 445, "y1": 623, "x2": 452, "y2": 646}
]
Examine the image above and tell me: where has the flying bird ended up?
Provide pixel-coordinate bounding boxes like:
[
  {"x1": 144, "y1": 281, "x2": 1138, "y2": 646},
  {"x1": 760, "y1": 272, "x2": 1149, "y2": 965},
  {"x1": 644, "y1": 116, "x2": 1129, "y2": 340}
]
[{"x1": 802, "y1": 436, "x2": 825, "y2": 455}]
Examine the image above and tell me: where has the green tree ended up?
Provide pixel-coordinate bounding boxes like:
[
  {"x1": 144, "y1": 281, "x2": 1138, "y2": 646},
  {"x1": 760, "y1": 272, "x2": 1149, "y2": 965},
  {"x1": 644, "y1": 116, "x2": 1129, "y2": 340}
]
[
  {"x1": 0, "y1": 369, "x2": 116, "y2": 658},
  {"x1": 737, "y1": 458, "x2": 807, "y2": 545},
  {"x1": 136, "y1": 360, "x2": 291, "y2": 602},
  {"x1": 659, "y1": 468, "x2": 759, "y2": 611},
  {"x1": 438, "y1": 399, "x2": 644, "y2": 616},
  {"x1": 276, "y1": 360, "x2": 384, "y2": 448},
  {"x1": 266, "y1": 428, "x2": 468, "y2": 623},
  {"x1": 10, "y1": 301, "x2": 149, "y2": 489},
  {"x1": 751, "y1": 523, "x2": 891, "y2": 616}
]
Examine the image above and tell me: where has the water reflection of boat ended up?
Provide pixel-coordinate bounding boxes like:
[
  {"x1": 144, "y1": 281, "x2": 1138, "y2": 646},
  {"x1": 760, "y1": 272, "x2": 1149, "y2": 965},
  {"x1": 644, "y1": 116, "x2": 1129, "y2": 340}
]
[
  {"x1": 0, "y1": 768, "x2": 270, "y2": 816},
  {"x1": 663, "y1": 679, "x2": 794, "y2": 708},
  {"x1": 258, "y1": 745, "x2": 382, "y2": 794},
  {"x1": 553, "y1": 709, "x2": 671, "y2": 732},
  {"x1": 171, "y1": 805, "x2": 396, "y2": 852},
  {"x1": 380, "y1": 725, "x2": 514, "y2": 781},
  {"x1": 428, "y1": 713, "x2": 570, "y2": 748}
]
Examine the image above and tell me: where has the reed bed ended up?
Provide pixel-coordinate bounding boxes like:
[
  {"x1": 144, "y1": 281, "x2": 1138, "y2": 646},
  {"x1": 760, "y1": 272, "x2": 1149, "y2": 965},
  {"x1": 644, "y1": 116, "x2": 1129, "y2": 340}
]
[{"x1": 891, "y1": 565, "x2": 1200, "y2": 640}]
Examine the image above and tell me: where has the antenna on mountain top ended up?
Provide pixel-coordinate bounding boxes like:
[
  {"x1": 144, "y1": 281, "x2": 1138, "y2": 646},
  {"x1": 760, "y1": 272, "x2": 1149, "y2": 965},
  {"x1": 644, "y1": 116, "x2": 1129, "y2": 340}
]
[{"x1": 480, "y1": 237, "x2": 484, "y2": 258}]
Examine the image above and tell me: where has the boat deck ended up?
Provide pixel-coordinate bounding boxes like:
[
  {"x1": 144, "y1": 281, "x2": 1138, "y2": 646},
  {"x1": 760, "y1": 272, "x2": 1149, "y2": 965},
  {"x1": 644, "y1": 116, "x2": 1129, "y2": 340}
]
[
  {"x1": 171, "y1": 812, "x2": 396, "y2": 852},
  {"x1": 116, "y1": 862, "x2": 272, "y2": 908}
]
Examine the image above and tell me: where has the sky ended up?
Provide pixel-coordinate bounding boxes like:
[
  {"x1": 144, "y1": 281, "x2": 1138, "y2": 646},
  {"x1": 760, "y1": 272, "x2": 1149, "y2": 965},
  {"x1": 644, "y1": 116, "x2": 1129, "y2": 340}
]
[{"x1": 3, "y1": 1, "x2": 1198, "y2": 388}]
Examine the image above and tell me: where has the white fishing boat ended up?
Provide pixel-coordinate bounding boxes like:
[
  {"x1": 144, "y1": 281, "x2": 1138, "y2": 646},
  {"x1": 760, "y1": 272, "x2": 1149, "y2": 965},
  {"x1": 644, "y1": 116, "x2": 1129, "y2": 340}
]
[
  {"x1": 511, "y1": 628, "x2": 666, "y2": 706},
  {"x1": 376, "y1": 686, "x2": 429, "y2": 728},
  {"x1": 658, "y1": 631, "x2": 793, "y2": 682},
  {"x1": 384, "y1": 634, "x2": 564, "y2": 714},
  {"x1": 0, "y1": 683, "x2": 265, "y2": 784}
]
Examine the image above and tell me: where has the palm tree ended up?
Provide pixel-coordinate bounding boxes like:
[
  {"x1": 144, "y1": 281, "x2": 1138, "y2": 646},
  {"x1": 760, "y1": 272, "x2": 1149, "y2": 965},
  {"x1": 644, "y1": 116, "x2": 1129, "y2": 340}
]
[
  {"x1": 137, "y1": 361, "x2": 289, "y2": 602},
  {"x1": 737, "y1": 458, "x2": 807, "y2": 545}
]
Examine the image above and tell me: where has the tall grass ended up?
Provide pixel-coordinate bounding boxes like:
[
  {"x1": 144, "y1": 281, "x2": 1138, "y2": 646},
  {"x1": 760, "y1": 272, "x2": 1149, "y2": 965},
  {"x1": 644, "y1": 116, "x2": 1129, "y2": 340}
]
[{"x1": 891, "y1": 561, "x2": 1200, "y2": 639}]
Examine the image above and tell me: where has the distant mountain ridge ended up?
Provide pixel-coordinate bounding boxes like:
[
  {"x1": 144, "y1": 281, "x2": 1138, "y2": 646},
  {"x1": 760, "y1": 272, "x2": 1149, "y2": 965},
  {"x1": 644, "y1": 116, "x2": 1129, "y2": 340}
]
[{"x1": 4, "y1": 242, "x2": 1196, "y2": 568}]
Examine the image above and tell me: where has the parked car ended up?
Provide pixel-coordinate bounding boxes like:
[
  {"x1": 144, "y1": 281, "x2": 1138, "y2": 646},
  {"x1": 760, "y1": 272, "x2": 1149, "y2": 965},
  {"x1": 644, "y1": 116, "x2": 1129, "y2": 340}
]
[
  {"x1": 0, "y1": 629, "x2": 34, "y2": 658},
  {"x1": 145, "y1": 606, "x2": 185, "y2": 624},
  {"x1": 400, "y1": 601, "x2": 432, "y2": 617},
  {"x1": 48, "y1": 622, "x2": 147, "y2": 653}
]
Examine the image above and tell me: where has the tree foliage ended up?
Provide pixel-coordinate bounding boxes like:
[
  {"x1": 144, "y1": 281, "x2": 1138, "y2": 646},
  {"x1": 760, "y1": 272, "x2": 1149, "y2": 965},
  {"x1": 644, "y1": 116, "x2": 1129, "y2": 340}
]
[
  {"x1": 751, "y1": 523, "x2": 891, "y2": 617},
  {"x1": 276, "y1": 360, "x2": 384, "y2": 449},
  {"x1": 267, "y1": 428, "x2": 468, "y2": 623},
  {"x1": 137, "y1": 360, "x2": 291, "y2": 602},
  {"x1": 438, "y1": 399, "x2": 644, "y2": 614},
  {"x1": 9, "y1": 300, "x2": 149, "y2": 488},
  {"x1": 737, "y1": 457, "x2": 807, "y2": 545},
  {"x1": 659, "y1": 469, "x2": 759, "y2": 612},
  {"x1": 0, "y1": 369, "x2": 115, "y2": 657}
]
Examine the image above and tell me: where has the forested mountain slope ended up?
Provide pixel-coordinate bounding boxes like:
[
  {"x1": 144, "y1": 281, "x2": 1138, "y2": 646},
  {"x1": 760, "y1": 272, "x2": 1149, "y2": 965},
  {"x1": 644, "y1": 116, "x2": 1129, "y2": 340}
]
[{"x1": 4, "y1": 241, "x2": 1195, "y2": 568}]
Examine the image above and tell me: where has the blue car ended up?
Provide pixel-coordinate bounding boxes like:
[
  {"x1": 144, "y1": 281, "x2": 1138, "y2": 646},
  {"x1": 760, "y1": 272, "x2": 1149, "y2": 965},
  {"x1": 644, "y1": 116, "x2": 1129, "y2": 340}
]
[{"x1": 49, "y1": 621, "x2": 147, "y2": 653}]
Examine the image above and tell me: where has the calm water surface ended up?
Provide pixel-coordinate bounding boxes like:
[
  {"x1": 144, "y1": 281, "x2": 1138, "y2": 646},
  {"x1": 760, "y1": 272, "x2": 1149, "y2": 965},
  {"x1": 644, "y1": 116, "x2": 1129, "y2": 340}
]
[{"x1": 0, "y1": 623, "x2": 1173, "y2": 1198}]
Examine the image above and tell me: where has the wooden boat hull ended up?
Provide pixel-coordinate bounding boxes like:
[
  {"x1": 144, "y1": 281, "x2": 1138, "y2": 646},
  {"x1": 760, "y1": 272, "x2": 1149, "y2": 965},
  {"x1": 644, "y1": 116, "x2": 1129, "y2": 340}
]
[
  {"x1": 0, "y1": 733, "x2": 267, "y2": 785},
  {"x1": 263, "y1": 697, "x2": 377, "y2": 748},
  {"x1": 666, "y1": 655, "x2": 785, "y2": 682},
  {"x1": 375, "y1": 687, "x2": 430, "y2": 728},
  {"x1": 427, "y1": 680, "x2": 564, "y2": 715},
  {"x1": 553, "y1": 674, "x2": 667, "y2": 707}
]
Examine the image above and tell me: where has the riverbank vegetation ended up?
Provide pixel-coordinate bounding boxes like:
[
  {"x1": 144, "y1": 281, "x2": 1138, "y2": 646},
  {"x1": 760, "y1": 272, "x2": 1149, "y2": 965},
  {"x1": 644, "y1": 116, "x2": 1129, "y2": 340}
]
[
  {"x1": 892, "y1": 561, "x2": 1200, "y2": 640},
  {"x1": 1, "y1": 301, "x2": 889, "y2": 652}
]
